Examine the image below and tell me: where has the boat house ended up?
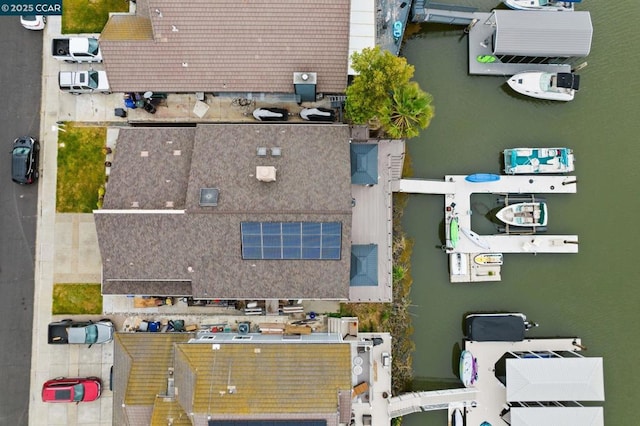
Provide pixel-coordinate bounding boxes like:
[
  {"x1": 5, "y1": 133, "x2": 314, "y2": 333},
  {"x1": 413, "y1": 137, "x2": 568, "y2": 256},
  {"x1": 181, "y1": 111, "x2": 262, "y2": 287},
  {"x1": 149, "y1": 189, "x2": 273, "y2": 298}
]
[{"x1": 468, "y1": 10, "x2": 593, "y2": 75}]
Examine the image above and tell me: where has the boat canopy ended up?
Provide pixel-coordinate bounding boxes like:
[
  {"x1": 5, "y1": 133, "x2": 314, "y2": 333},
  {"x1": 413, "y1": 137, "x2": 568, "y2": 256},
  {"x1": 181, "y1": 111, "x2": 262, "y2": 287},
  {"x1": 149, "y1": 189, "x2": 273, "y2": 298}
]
[
  {"x1": 506, "y1": 357, "x2": 605, "y2": 402},
  {"x1": 511, "y1": 407, "x2": 603, "y2": 426},
  {"x1": 492, "y1": 10, "x2": 593, "y2": 57},
  {"x1": 465, "y1": 314, "x2": 526, "y2": 342}
]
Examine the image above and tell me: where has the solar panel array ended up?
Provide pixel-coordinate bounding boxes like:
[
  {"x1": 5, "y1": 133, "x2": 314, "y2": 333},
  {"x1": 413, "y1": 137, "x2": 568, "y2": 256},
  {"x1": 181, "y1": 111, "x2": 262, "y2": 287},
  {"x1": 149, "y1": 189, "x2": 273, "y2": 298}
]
[{"x1": 241, "y1": 222, "x2": 342, "y2": 260}]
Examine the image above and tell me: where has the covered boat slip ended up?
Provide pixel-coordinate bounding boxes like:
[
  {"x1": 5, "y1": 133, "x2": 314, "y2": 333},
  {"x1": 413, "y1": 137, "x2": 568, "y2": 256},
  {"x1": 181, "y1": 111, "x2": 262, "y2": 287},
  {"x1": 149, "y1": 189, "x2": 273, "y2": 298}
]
[
  {"x1": 506, "y1": 357, "x2": 605, "y2": 402},
  {"x1": 510, "y1": 407, "x2": 604, "y2": 426},
  {"x1": 463, "y1": 338, "x2": 603, "y2": 426},
  {"x1": 468, "y1": 10, "x2": 593, "y2": 75}
]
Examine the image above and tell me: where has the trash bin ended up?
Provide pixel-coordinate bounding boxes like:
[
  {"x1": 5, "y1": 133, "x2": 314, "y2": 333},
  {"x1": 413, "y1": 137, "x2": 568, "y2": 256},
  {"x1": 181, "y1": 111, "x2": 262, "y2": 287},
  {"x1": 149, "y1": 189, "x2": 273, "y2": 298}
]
[{"x1": 114, "y1": 108, "x2": 127, "y2": 118}]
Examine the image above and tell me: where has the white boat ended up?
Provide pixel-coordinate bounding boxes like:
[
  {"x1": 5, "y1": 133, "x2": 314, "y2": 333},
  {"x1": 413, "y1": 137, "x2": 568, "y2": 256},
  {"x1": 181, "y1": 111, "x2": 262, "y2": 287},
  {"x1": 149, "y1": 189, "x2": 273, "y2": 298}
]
[
  {"x1": 450, "y1": 253, "x2": 469, "y2": 275},
  {"x1": 503, "y1": 0, "x2": 580, "y2": 11},
  {"x1": 504, "y1": 148, "x2": 575, "y2": 174},
  {"x1": 460, "y1": 227, "x2": 491, "y2": 250},
  {"x1": 452, "y1": 408, "x2": 464, "y2": 426},
  {"x1": 507, "y1": 72, "x2": 580, "y2": 101},
  {"x1": 474, "y1": 253, "x2": 504, "y2": 265},
  {"x1": 496, "y1": 202, "x2": 548, "y2": 227},
  {"x1": 460, "y1": 350, "x2": 478, "y2": 387}
]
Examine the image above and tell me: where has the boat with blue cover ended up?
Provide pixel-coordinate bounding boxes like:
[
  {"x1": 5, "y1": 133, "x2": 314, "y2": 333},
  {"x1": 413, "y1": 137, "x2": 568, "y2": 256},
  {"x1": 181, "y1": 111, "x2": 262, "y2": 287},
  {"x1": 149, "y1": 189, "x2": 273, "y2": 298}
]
[{"x1": 504, "y1": 148, "x2": 575, "y2": 174}]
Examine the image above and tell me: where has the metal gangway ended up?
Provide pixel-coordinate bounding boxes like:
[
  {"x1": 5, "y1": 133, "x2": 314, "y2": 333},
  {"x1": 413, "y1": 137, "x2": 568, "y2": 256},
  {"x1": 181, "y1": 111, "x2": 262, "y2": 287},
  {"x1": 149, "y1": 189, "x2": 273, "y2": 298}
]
[{"x1": 388, "y1": 388, "x2": 478, "y2": 418}]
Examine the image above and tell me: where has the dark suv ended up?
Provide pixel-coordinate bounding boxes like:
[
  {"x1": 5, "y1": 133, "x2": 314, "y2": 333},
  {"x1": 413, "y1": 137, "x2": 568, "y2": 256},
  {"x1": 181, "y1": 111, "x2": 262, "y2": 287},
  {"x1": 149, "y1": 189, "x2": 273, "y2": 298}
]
[{"x1": 11, "y1": 136, "x2": 39, "y2": 184}]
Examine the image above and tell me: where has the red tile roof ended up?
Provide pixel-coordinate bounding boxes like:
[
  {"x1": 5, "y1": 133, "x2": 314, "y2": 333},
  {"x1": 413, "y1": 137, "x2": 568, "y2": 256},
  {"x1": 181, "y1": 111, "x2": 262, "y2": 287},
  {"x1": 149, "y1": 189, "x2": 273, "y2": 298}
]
[{"x1": 100, "y1": 0, "x2": 351, "y2": 93}]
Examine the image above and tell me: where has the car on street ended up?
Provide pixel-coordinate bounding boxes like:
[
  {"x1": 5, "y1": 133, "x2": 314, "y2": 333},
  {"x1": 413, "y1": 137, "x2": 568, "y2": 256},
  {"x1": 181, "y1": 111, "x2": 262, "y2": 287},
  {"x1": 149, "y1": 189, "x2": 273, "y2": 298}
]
[
  {"x1": 20, "y1": 15, "x2": 46, "y2": 30},
  {"x1": 41, "y1": 377, "x2": 102, "y2": 403},
  {"x1": 11, "y1": 136, "x2": 39, "y2": 184}
]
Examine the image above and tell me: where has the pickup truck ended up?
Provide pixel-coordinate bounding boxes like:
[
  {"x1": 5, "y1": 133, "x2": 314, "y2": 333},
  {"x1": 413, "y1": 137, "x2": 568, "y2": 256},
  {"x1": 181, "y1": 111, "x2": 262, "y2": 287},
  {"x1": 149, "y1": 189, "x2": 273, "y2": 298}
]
[
  {"x1": 48, "y1": 319, "x2": 115, "y2": 347},
  {"x1": 58, "y1": 70, "x2": 111, "y2": 95},
  {"x1": 52, "y1": 37, "x2": 103, "y2": 63}
]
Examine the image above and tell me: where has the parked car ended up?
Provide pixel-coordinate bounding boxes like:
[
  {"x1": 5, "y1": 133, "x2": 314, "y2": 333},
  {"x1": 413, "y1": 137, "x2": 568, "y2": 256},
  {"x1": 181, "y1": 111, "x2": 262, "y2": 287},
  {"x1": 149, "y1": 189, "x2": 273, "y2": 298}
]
[
  {"x1": 20, "y1": 15, "x2": 46, "y2": 30},
  {"x1": 42, "y1": 377, "x2": 101, "y2": 403},
  {"x1": 11, "y1": 136, "x2": 39, "y2": 184},
  {"x1": 48, "y1": 319, "x2": 115, "y2": 347},
  {"x1": 52, "y1": 37, "x2": 103, "y2": 63},
  {"x1": 58, "y1": 70, "x2": 111, "y2": 95}
]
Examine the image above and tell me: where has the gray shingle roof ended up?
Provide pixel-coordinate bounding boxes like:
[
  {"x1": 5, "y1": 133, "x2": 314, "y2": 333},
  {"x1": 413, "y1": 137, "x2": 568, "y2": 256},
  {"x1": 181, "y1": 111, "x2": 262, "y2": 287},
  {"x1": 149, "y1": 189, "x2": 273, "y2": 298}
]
[
  {"x1": 96, "y1": 124, "x2": 353, "y2": 299},
  {"x1": 100, "y1": 0, "x2": 351, "y2": 93}
]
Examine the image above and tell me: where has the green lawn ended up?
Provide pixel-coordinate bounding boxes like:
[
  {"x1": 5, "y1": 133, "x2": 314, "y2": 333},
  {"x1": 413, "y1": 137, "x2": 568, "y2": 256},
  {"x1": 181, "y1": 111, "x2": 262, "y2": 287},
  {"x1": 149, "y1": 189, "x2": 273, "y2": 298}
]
[
  {"x1": 62, "y1": 0, "x2": 130, "y2": 34},
  {"x1": 52, "y1": 284, "x2": 103, "y2": 315},
  {"x1": 56, "y1": 123, "x2": 107, "y2": 213}
]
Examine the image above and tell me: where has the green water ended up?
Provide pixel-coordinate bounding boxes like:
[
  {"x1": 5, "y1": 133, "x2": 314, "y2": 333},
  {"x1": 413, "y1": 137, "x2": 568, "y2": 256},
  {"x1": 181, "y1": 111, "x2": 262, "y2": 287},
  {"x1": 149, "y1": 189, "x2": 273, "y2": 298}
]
[{"x1": 400, "y1": 1, "x2": 640, "y2": 424}]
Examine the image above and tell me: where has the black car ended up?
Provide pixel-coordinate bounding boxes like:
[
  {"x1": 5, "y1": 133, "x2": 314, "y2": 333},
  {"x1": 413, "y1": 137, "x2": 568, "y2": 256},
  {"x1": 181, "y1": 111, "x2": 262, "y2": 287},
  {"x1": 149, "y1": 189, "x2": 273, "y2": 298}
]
[{"x1": 11, "y1": 136, "x2": 39, "y2": 184}]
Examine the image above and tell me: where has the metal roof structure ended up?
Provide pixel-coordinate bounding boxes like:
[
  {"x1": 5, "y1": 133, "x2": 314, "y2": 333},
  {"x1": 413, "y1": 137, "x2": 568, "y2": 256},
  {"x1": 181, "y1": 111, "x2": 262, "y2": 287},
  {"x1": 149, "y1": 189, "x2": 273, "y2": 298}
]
[
  {"x1": 511, "y1": 407, "x2": 604, "y2": 426},
  {"x1": 506, "y1": 357, "x2": 605, "y2": 402},
  {"x1": 350, "y1": 143, "x2": 378, "y2": 185},
  {"x1": 350, "y1": 244, "x2": 378, "y2": 286},
  {"x1": 492, "y1": 10, "x2": 593, "y2": 57}
]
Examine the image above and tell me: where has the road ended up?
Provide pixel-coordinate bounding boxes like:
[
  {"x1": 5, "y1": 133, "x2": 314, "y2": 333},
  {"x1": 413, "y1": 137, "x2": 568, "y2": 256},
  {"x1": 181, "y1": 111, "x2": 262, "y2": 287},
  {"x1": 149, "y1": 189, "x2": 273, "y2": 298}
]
[{"x1": 0, "y1": 17, "x2": 43, "y2": 426}]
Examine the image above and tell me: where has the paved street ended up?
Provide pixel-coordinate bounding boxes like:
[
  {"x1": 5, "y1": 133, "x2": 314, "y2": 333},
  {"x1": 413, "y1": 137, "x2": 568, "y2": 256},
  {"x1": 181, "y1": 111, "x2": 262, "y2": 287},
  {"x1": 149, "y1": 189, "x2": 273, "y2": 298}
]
[{"x1": 0, "y1": 16, "x2": 43, "y2": 426}]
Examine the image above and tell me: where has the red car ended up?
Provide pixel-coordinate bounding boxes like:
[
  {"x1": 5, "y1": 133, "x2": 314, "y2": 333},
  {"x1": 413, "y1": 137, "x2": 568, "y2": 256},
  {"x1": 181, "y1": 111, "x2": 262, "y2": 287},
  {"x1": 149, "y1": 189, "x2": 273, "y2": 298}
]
[{"x1": 41, "y1": 377, "x2": 101, "y2": 403}]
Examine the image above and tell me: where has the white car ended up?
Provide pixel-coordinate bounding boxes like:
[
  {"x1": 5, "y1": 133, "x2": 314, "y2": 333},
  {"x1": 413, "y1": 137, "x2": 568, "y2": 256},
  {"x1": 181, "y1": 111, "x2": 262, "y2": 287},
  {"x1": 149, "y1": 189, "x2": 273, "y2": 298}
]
[{"x1": 20, "y1": 15, "x2": 46, "y2": 31}]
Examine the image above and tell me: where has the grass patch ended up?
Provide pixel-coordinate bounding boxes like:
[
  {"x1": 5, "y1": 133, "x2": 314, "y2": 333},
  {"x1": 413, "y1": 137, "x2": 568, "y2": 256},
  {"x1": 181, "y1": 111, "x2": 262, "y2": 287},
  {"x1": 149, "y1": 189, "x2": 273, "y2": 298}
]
[
  {"x1": 57, "y1": 123, "x2": 107, "y2": 213},
  {"x1": 62, "y1": 0, "x2": 130, "y2": 34},
  {"x1": 53, "y1": 284, "x2": 103, "y2": 315}
]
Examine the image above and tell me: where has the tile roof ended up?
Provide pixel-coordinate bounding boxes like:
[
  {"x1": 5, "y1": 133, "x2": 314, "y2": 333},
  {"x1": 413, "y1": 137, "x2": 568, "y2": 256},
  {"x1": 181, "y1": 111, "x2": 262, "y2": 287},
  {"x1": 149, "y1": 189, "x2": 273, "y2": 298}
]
[
  {"x1": 174, "y1": 343, "x2": 351, "y2": 417},
  {"x1": 96, "y1": 124, "x2": 353, "y2": 299},
  {"x1": 99, "y1": 0, "x2": 351, "y2": 93}
]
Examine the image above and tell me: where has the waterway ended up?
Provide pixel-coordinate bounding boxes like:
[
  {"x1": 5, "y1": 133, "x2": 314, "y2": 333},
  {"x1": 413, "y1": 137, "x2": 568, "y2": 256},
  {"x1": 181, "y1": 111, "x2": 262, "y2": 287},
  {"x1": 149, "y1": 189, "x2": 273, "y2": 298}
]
[{"x1": 400, "y1": 1, "x2": 640, "y2": 425}]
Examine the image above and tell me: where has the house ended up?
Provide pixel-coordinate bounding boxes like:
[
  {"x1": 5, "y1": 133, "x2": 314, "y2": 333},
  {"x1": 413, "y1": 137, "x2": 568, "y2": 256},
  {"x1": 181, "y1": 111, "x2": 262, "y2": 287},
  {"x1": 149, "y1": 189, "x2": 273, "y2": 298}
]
[
  {"x1": 112, "y1": 319, "x2": 393, "y2": 426},
  {"x1": 99, "y1": 0, "x2": 353, "y2": 94},
  {"x1": 95, "y1": 122, "x2": 404, "y2": 302}
]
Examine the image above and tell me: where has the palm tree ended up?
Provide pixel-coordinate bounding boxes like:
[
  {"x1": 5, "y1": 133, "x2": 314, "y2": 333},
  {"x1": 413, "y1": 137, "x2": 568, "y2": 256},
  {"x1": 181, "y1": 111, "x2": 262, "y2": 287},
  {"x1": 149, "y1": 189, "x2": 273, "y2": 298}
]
[{"x1": 380, "y1": 82, "x2": 435, "y2": 139}]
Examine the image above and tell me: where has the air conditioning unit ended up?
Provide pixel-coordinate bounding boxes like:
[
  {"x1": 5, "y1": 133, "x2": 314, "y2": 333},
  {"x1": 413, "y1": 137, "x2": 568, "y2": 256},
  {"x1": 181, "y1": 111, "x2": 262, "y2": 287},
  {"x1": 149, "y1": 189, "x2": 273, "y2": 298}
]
[{"x1": 238, "y1": 322, "x2": 250, "y2": 335}]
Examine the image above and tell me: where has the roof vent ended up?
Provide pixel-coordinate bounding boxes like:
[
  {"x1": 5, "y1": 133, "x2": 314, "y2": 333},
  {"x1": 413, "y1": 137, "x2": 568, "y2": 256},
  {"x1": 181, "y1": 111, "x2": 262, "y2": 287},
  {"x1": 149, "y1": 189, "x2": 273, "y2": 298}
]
[
  {"x1": 165, "y1": 201, "x2": 174, "y2": 208},
  {"x1": 140, "y1": 151, "x2": 149, "y2": 157},
  {"x1": 199, "y1": 188, "x2": 219, "y2": 206},
  {"x1": 271, "y1": 147, "x2": 281, "y2": 157},
  {"x1": 131, "y1": 201, "x2": 139, "y2": 208},
  {"x1": 256, "y1": 166, "x2": 276, "y2": 182},
  {"x1": 173, "y1": 150, "x2": 181, "y2": 156},
  {"x1": 257, "y1": 147, "x2": 267, "y2": 157}
]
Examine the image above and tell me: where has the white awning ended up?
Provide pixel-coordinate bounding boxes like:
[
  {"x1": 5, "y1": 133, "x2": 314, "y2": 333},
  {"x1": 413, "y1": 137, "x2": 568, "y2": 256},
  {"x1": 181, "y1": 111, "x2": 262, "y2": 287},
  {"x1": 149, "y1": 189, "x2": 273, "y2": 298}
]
[
  {"x1": 511, "y1": 407, "x2": 604, "y2": 426},
  {"x1": 506, "y1": 357, "x2": 604, "y2": 402},
  {"x1": 493, "y1": 10, "x2": 593, "y2": 57},
  {"x1": 348, "y1": 0, "x2": 376, "y2": 74}
]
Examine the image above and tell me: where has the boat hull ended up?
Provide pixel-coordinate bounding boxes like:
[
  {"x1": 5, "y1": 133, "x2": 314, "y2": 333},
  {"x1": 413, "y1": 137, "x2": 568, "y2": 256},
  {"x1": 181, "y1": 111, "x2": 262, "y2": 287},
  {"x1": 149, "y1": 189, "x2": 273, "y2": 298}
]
[
  {"x1": 507, "y1": 72, "x2": 576, "y2": 102},
  {"x1": 504, "y1": 147, "x2": 575, "y2": 174},
  {"x1": 465, "y1": 313, "x2": 531, "y2": 342},
  {"x1": 496, "y1": 202, "x2": 548, "y2": 227},
  {"x1": 503, "y1": 0, "x2": 576, "y2": 11}
]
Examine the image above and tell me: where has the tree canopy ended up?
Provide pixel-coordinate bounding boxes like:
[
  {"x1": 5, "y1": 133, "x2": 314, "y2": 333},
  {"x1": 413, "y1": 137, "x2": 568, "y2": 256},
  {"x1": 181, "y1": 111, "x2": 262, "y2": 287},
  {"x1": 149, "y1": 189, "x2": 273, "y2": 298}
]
[{"x1": 345, "y1": 47, "x2": 434, "y2": 139}]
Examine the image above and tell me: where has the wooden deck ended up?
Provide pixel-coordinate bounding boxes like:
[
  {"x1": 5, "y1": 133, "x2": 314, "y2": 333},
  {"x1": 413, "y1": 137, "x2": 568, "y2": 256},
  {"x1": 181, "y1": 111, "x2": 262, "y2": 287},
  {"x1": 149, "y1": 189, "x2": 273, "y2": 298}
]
[{"x1": 349, "y1": 139, "x2": 405, "y2": 302}]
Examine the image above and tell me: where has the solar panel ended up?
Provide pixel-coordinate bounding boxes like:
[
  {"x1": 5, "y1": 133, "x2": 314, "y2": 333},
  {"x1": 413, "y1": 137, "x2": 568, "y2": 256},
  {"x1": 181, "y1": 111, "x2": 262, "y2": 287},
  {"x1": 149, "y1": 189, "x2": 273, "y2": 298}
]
[{"x1": 241, "y1": 222, "x2": 342, "y2": 260}]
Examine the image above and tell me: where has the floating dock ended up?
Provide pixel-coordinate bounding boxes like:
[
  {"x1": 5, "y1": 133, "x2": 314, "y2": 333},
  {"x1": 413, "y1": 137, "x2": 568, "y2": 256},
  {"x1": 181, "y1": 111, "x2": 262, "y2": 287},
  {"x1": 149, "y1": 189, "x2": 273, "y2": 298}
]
[{"x1": 395, "y1": 175, "x2": 579, "y2": 283}]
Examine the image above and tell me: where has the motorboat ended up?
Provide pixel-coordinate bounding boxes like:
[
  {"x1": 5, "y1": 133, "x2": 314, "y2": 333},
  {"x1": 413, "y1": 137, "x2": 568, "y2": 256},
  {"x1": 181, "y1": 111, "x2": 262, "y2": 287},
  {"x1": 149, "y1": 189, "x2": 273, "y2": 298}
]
[
  {"x1": 252, "y1": 107, "x2": 289, "y2": 121},
  {"x1": 465, "y1": 313, "x2": 538, "y2": 342},
  {"x1": 503, "y1": 0, "x2": 580, "y2": 11},
  {"x1": 299, "y1": 107, "x2": 335, "y2": 122},
  {"x1": 460, "y1": 227, "x2": 491, "y2": 250},
  {"x1": 504, "y1": 147, "x2": 575, "y2": 174},
  {"x1": 465, "y1": 173, "x2": 500, "y2": 183},
  {"x1": 460, "y1": 350, "x2": 478, "y2": 387},
  {"x1": 474, "y1": 253, "x2": 503, "y2": 265},
  {"x1": 507, "y1": 72, "x2": 580, "y2": 101},
  {"x1": 496, "y1": 202, "x2": 547, "y2": 227}
]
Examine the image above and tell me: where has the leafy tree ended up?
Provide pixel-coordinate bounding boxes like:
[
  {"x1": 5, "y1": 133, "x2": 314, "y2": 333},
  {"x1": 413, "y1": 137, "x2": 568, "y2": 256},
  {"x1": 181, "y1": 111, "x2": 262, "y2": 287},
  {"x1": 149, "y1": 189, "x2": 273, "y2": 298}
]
[
  {"x1": 345, "y1": 46, "x2": 434, "y2": 139},
  {"x1": 380, "y1": 82, "x2": 435, "y2": 139}
]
